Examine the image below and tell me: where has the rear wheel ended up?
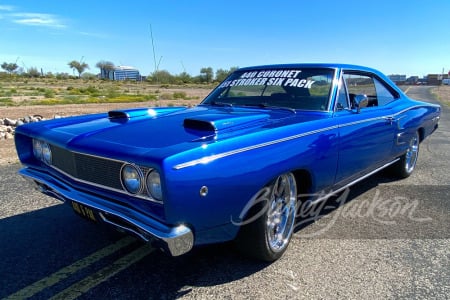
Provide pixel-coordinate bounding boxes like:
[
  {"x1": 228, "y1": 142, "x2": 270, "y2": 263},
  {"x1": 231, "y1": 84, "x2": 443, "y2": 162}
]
[
  {"x1": 391, "y1": 131, "x2": 420, "y2": 178},
  {"x1": 236, "y1": 172, "x2": 297, "y2": 261}
]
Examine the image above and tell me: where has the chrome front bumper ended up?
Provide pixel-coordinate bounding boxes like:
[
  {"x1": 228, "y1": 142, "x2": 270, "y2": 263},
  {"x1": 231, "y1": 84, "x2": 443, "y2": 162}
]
[{"x1": 19, "y1": 167, "x2": 194, "y2": 256}]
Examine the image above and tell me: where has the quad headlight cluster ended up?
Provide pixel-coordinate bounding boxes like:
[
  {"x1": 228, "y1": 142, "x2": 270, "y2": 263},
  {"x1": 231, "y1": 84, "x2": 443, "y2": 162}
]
[
  {"x1": 32, "y1": 138, "x2": 162, "y2": 202},
  {"x1": 120, "y1": 164, "x2": 163, "y2": 201},
  {"x1": 32, "y1": 139, "x2": 52, "y2": 165}
]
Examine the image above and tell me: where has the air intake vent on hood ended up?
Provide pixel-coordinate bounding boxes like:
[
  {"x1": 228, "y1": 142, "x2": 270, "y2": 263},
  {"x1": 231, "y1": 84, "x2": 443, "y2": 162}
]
[
  {"x1": 108, "y1": 108, "x2": 155, "y2": 120},
  {"x1": 183, "y1": 119, "x2": 216, "y2": 131},
  {"x1": 183, "y1": 113, "x2": 270, "y2": 132},
  {"x1": 108, "y1": 110, "x2": 129, "y2": 119}
]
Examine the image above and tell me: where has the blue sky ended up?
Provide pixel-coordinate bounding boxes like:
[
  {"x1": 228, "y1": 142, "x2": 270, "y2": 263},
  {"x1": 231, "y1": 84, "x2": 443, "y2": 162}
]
[{"x1": 1, "y1": 0, "x2": 449, "y2": 77}]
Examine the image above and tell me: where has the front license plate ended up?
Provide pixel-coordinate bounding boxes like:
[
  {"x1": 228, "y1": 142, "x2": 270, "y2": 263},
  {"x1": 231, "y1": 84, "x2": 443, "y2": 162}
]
[{"x1": 71, "y1": 201, "x2": 97, "y2": 222}]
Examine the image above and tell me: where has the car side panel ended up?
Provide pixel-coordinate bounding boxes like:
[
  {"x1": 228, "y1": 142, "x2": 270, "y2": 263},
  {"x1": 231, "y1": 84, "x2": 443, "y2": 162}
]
[
  {"x1": 334, "y1": 106, "x2": 396, "y2": 186},
  {"x1": 162, "y1": 126, "x2": 340, "y2": 244}
]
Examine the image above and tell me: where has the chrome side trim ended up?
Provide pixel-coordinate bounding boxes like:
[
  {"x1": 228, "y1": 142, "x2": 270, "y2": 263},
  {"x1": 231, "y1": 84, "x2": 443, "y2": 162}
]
[
  {"x1": 174, "y1": 124, "x2": 340, "y2": 169},
  {"x1": 337, "y1": 116, "x2": 387, "y2": 128},
  {"x1": 307, "y1": 158, "x2": 400, "y2": 206},
  {"x1": 174, "y1": 104, "x2": 431, "y2": 170}
]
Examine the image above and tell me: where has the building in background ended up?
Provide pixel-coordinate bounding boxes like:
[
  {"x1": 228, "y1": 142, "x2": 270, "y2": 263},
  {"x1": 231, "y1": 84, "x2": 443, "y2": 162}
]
[
  {"x1": 101, "y1": 66, "x2": 141, "y2": 81},
  {"x1": 388, "y1": 74, "x2": 407, "y2": 85},
  {"x1": 426, "y1": 74, "x2": 449, "y2": 85},
  {"x1": 406, "y1": 76, "x2": 419, "y2": 85}
]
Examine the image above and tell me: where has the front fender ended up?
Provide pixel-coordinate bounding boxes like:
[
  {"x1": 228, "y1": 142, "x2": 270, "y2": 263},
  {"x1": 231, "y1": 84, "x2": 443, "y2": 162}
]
[{"x1": 162, "y1": 129, "x2": 339, "y2": 241}]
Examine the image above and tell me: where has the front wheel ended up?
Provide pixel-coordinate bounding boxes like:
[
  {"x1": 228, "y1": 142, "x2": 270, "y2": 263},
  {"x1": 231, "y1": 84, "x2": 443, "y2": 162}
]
[
  {"x1": 236, "y1": 172, "x2": 297, "y2": 261},
  {"x1": 391, "y1": 131, "x2": 420, "y2": 178}
]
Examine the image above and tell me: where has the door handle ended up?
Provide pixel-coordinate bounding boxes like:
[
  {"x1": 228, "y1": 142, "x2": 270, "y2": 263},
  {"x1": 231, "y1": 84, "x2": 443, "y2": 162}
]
[{"x1": 384, "y1": 116, "x2": 396, "y2": 124}]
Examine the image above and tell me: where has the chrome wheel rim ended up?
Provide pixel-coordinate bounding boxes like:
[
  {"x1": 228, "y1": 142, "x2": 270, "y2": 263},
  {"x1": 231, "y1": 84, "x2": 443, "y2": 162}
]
[
  {"x1": 405, "y1": 133, "x2": 419, "y2": 173},
  {"x1": 266, "y1": 173, "x2": 297, "y2": 253}
]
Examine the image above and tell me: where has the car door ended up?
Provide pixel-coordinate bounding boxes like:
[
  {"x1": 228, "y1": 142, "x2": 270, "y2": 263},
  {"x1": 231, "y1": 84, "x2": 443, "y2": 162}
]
[{"x1": 333, "y1": 71, "x2": 398, "y2": 186}]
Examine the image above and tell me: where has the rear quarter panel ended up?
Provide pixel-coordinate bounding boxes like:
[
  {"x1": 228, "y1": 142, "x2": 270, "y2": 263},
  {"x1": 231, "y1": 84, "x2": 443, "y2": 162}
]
[{"x1": 394, "y1": 102, "x2": 440, "y2": 155}]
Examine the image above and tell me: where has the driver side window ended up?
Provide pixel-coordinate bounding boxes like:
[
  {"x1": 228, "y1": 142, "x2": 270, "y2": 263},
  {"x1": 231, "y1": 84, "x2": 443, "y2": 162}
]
[
  {"x1": 343, "y1": 72, "x2": 396, "y2": 108},
  {"x1": 343, "y1": 73, "x2": 377, "y2": 108}
]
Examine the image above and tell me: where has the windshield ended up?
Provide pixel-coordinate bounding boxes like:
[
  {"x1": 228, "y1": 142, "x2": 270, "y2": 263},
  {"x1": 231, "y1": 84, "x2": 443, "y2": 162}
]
[{"x1": 202, "y1": 67, "x2": 335, "y2": 111}]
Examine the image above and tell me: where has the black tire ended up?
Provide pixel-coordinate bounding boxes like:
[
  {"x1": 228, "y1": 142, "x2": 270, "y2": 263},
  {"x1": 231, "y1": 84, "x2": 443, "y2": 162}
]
[
  {"x1": 391, "y1": 131, "x2": 420, "y2": 178},
  {"x1": 235, "y1": 172, "x2": 297, "y2": 261}
]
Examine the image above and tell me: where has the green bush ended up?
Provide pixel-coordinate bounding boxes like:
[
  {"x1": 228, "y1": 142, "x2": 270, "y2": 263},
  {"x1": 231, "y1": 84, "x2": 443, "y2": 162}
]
[
  {"x1": 159, "y1": 93, "x2": 172, "y2": 100},
  {"x1": 44, "y1": 89, "x2": 55, "y2": 98},
  {"x1": 63, "y1": 95, "x2": 82, "y2": 102},
  {"x1": 173, "y1": 91, "x2": 187, "y2": 99},
  {"x1": 86, "y1": 85, "x2": 99, "y2": 95},
  {"x1": 143, "y1": 94, "x2": 158, "y2": 101},
  {"x1": 107, "y1": 87, "x2": 120, "y2": 98},
  {"x1": 0, "y1": 97, "x2": 13, "y2": 105}
]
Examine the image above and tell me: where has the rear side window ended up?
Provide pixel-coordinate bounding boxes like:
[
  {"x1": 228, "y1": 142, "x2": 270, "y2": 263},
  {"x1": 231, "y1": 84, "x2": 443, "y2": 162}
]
[{"x1": 373, "y1": 79, "x2": 396, "y2": 105}]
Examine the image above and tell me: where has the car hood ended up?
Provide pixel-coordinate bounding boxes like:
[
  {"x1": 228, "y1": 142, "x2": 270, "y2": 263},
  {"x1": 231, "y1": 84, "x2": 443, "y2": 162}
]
[{"x1": 22, "y1": 106, "x2": 327, "y2": 163}]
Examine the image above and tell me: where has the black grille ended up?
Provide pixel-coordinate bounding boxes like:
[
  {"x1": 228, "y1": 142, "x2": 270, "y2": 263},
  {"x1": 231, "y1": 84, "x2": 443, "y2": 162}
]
[{"x1": 50, "y1": 145, "x2": 124, "y2": 190}]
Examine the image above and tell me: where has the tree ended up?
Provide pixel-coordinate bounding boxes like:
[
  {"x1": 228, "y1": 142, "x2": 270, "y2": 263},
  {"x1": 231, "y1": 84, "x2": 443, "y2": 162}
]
[
  {"x1": 95, "y1": 60, "x2": 115, "y2": 79},
  {"x1": 68, "y1": 60, "x2": 89, "y2": 78},
  {"x1": 175, "y1": 71, "x2": 192, "y2": 84},
  {"x1": 229, "y1": 66, "x2": 239, "y2": 74},
  {"x1": 215, "y1": 69, "x2": 228, "y2": 82},
  {"x1": 200, "y1": 67, "x2": 213, "y2": 83},
  {"x1": 1, "y1": 62, "x2": 19, "y2": 74},
  {"x1": 25, "y1": 67, "x2": 41, "y2": 77},
  {"x1": 215, "y1": 66, "x2": 238, "y2": 82},
  {"x1": 81, "y1": 72, "x2": 97, "y2": 80},
  {"x1": 149, "y1": 70, "x2": 175, "y2": 84}
]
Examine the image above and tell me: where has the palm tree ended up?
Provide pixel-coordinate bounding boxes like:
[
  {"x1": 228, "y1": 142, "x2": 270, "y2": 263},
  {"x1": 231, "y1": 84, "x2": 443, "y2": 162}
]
[{"x1": 68, "y1": 60, "x2": 89, "y2": 78}]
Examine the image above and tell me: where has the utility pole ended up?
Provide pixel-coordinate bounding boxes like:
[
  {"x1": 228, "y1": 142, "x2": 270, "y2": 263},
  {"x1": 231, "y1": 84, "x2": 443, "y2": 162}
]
[{"x1": 150, "y1": 24, "x2": 157, "y2": 74}]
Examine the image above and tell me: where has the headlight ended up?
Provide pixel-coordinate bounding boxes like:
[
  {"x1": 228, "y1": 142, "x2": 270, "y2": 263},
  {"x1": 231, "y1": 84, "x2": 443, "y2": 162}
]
[
  {"x1": 120, "y1": 164, "x2": 142, "y2": 194},
  {"x1": 32, "y1": 139, "x2": 43, "y2": 160},
  {"x1": 33, "y1": 139, "x2": 52, "y2": 164},
  {"x1": 41, "y1": 142, "x2": 52, "y2": 164},
  {"x1": 146, "y1": 170, "x2": 162, "y2": 201}
]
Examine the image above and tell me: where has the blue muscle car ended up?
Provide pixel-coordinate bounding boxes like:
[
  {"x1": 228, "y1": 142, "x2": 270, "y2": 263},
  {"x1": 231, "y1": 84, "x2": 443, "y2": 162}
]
[{"x1": 15, "y1": 64, "x2": 440, "y2": 261}]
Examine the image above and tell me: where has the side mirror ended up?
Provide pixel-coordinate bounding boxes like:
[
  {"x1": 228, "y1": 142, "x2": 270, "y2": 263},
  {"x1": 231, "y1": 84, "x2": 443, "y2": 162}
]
[{"x1": 354, "y1": 94, "x2": 369, "y2": 113}]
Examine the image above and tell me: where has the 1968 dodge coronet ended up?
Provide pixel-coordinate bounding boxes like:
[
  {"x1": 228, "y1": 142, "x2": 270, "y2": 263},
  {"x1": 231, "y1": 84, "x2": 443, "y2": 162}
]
[{"x1": 15, "y1": 64, "x2": 440, "y2": 261}]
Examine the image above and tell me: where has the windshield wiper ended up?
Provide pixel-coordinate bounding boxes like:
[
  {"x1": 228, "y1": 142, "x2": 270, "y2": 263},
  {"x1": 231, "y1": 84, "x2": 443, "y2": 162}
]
[
  {"x1": 210, "y1": 101, "x2": 233, "y2": 107},
  {"x1": 244, "y1": 103, "x2": 296, "y2": 114}
]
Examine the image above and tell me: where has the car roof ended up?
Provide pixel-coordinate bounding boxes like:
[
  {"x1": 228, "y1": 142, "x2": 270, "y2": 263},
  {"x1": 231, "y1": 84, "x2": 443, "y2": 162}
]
[
  {"x1": 237, "y1": 63, "x2": 378, "y2": 73},
  {"x1": 236, "y1": 63, "x2": 402, "y2": 95}
]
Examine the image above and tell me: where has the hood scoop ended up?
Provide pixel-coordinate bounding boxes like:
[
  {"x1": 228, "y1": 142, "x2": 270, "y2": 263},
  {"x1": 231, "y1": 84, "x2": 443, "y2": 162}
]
[
  {"x1": 108, "y1": 108, "x2": 156, "y2": 120},
  {"x1": 183, "y1": 113, "x2": 270, "y2": 132}
]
